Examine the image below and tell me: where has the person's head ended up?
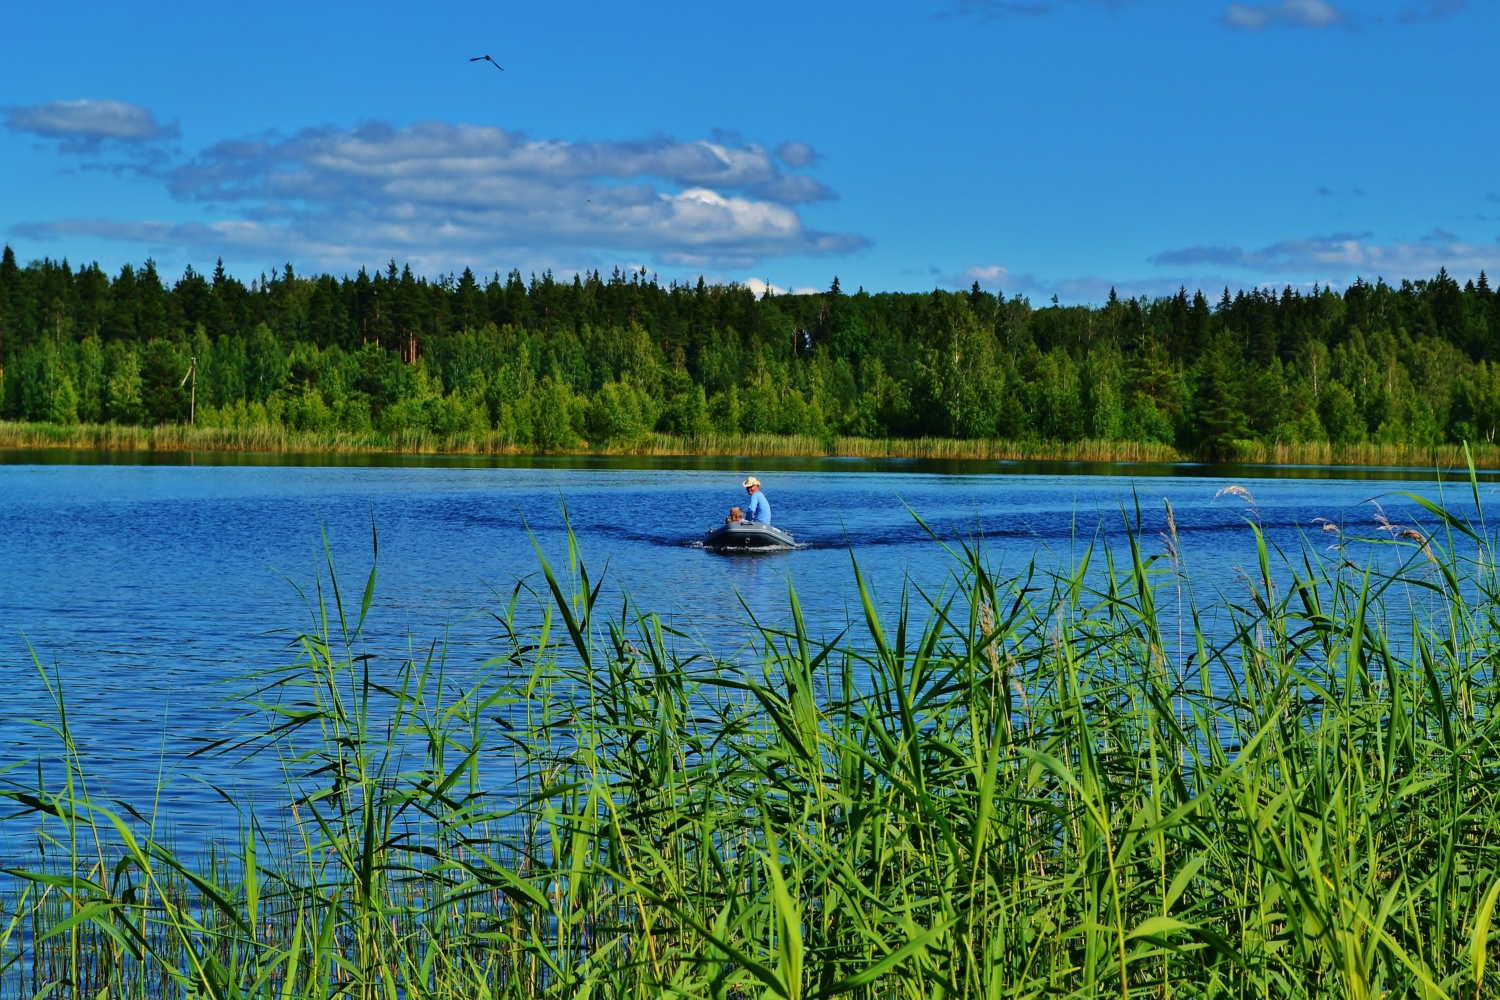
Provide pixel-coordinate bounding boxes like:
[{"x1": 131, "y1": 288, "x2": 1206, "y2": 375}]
[{"x1": 742, "y1": 476, "x2": 761, "y2": 495}]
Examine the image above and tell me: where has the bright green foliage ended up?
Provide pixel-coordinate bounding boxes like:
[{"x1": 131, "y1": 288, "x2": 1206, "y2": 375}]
[
  {"x1": 11, "y1": 473, "x2": 1500, "y2": 996},
  {"x1": 588, "y1": 376, "x2": 659, "y2": 443},
  {"x1": 1, "y1": 247, "x2": 1498, "y2": 451}
]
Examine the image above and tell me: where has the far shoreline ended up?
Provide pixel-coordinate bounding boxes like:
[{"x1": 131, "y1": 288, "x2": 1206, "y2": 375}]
[{"x1": 0, "y1": 420, "x2": 1495, "y2": 478}]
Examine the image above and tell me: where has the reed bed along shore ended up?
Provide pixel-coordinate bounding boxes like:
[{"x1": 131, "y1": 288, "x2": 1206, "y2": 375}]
[
  {"x1": 8, "y1": 467, "x2": 1500, "y2": 998},
  {"x1": 7, "y1": 418, "x2": 1498, "y2": 467},
  {"x1": 1226, "y1": 438, "x2": 1500, "y2": 469},
  {"x1": 0, "y1": 419, "x2": 1181, "y2": 461}
]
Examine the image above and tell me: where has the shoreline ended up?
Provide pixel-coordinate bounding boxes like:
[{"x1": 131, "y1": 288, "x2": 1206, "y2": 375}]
[{"x1": 0, "y1": 420, "x2": 1493, "y2": 470}]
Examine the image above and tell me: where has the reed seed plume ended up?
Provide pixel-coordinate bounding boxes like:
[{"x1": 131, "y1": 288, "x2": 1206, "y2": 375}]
[
  {"x1": 1158, "y1": 497, "x2": 1180, "y2": 571},
  {"x1": 1372, "y1": 500, "x2": 1438, "y2": 562},
  {"x1": 1212, "y1": 483, "x2": 1260, "y2": 522}
]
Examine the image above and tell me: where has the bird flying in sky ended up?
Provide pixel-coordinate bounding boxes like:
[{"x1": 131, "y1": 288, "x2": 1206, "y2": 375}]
[{"x1": 469, "y1": 55, "x2": 504, "y2": 71}]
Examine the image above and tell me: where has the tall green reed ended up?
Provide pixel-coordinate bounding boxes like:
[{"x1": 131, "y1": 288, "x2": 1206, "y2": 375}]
[{"x1": 8, "y1": 460, "x2": 1500, "y2": 997}]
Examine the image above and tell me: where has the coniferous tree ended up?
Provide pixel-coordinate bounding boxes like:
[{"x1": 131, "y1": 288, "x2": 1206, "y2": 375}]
[{"x1": 0, "y1": 244, "x2": 1497, "y2": 457}]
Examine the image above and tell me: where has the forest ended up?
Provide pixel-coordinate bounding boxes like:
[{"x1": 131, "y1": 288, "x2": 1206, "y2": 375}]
[{"x1": 2, "y1": 244, "x2": 1499, "y2": 457}]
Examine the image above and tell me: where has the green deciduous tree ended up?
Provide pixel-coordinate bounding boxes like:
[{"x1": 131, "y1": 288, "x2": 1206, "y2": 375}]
[
  {"x1": 3, "y1": 245, "x2": 1499, "y2": 458},
  {"x1": 532, "y1": 375, "x2": 578, "y2": 450},
  {"x1": 105, "y1": 344, "x2": 143, "y2": 424}
]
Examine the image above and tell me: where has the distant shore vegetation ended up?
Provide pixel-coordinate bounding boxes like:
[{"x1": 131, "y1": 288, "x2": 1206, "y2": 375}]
[
  {"x1": 2, "y1": 246, "x2": 1499, "y2": 463},
  {"x1": 8, "y1": 421, "x2": 1500, "y2": 470}
]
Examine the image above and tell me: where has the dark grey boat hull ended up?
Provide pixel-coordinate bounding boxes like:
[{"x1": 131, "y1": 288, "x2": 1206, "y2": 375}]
[{"x1": 702, "y1": 521, "x2": 796, "y2": 551}]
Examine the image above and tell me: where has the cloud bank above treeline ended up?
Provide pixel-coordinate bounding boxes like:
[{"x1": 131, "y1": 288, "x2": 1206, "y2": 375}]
[{"x1": 4, "y1": 99, "x2": 865, "y2": 274}]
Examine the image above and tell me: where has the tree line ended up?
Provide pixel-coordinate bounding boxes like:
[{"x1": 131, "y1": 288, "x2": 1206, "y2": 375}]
[{"x1": 2, "y1": 245, "x2": 1498, "y2": 455}]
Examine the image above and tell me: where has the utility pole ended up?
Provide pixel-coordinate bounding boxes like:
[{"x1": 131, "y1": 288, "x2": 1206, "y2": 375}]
[{"x1": 179, "y1": 357, "x2": 198, "y2": 425}]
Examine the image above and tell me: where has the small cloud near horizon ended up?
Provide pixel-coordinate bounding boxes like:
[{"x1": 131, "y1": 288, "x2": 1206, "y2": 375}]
[
  {"x1": 1222, "y1": 0, "x2": 1348, "y2": 30},
  {"x1": 1152, "y1": 230, "x2": 1500, "y2": 281},
  {"x1": 775, "y1": 142, "x2": 821, "y2": 168},
  {"x1": 952, "y1": 0, "x2": 1462, "y2": 28},
  {"x1": 950, "y1": 264, "x2": 1011, "y2": 288},
  {"x1": 943, "y1": 263, "x2": 1250, "y2": 304},
  {"x1": 1397, "y1": 0, "x2": 1465, "y2": 22},
  {"x1": 741, "y1": 277, "x2": 819, "y2": 296},
  {"x1": 945, "y1": 0, "x2": 1056, "y2": 18},
  {"x1": 4, "y1": 99, "x2": 177, "y2": 151}
]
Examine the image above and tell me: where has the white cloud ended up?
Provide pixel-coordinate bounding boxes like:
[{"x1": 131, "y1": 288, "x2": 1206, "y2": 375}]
[
  {"x1": 1151, "y1": 231, "x2": 1500, "y2": 280},
  {"x1": 739, "y1": 277, "x2": 821, "y2": 296},
  {"x1": 775, "y1": 142, "x2": 821, "y2": 168},
  {"x1": 948, "y1": 266, "x2": 1234, "y2": 303},
  {"x1": 4, "y1": 99, "x2": 176, "y2": 149},
  {"x1": 15, "y1": 119, "x2": 866, "y2": 272},
  {"x1": 953, "y1": 264, "x2": 1011, "y2": 288},
  {"x1": 945, "y1": 232, "x2": 1500, "y2": 307},
  {"x1": 1397, "y1": 0, "x2": 1465, "y2": 22},
  {"x1": 742, "y1": 277, "x2": 788, "y2": 297},
  {"x1": 1035, "y1": 275, "x2": 1244, "y2": 301},
  {"x1": 1223, "y1": 0, "x2": 1347, "y2": 29},
  {"x1": 1279, "y1": 0, "x2": 1345, "y2": 26},
  {"x1": 963, "y1": 229, "x2": 1500, "y2": 305},
  {"x1": 943, "y1": 264, "x2": 1182, "y2": 302},
  {"x1": 947, "y1": 0, "x2": 1112, "y2": 18},
  {"x1": 165, "y1": 122, "x2": 836, "y2": 206},
  {"x1": 1222, "y1": 3, "x2": 1271, "y2": 26},
  {"x1": 953, "y1": 0, "x2": 1461, "y2": 28}
]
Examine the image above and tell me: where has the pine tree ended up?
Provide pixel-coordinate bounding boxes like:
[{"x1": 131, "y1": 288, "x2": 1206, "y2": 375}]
[{"x1": 0, "y1": 245, "x2": 17, "y2": 360}]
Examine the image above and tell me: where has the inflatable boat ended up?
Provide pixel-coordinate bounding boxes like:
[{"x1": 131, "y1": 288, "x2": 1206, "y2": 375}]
[{"x1": 702, "y1": 520, "x2": 796, "y2": 552}]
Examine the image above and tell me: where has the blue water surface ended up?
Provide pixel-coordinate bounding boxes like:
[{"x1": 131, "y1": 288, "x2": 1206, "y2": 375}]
[{"x1": 0, "y1": 453, "x2": 1485, "y2": 837}]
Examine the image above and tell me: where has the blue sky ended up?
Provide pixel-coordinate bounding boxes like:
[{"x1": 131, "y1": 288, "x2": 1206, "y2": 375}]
[{"x1": 2, "y1": 0, "x2": 1496, "y2": 301}]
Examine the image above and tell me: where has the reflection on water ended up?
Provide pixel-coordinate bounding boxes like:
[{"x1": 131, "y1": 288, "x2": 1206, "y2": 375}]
[
  {"x1": 4, "y1": 446, "x2": 1497, "y2": 482},
  {"x1": 0, "y1": 455, "x2": 1486, "y2": 829}
]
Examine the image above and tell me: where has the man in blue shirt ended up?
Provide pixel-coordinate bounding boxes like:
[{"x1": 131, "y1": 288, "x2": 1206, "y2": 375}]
[{"x1": 742, "y1": 476, "x2": 771, "y2": 524}]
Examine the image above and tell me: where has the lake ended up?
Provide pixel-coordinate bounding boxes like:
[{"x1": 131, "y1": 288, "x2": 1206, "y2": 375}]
[{"x1": 0, "y1": 451, "x2": 1487, "y2": 835}]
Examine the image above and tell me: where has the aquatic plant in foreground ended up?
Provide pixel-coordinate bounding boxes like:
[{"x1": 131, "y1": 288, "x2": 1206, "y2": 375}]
[{"x1": 8, "y1": 471, "x2": 1500, "y2": 997}]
